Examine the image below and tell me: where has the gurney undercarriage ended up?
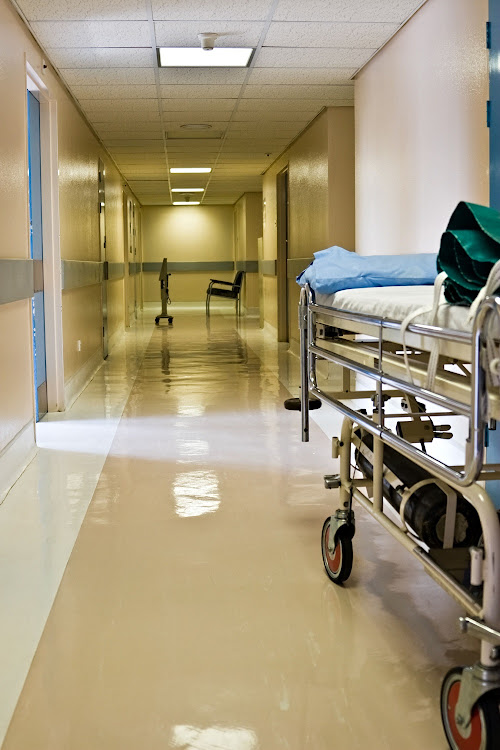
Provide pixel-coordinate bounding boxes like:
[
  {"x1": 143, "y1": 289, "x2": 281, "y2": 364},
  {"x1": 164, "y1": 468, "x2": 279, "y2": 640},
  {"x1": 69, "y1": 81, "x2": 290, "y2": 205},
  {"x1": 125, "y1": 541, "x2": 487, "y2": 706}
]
[{"x1": 295, "y1": 283, "x2": 500, "y2": 749}]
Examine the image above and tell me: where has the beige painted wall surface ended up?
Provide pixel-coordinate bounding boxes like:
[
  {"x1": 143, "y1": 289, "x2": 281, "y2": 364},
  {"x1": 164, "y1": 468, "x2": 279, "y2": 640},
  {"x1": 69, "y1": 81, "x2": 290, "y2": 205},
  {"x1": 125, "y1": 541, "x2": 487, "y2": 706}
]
[
  {"x1": 355, "y1": 0, "x2": 489, "y2": 255},
  {"x1": 142, "y1": 205, "x2": 234, "y2": 302},
  {"x1": 0, "y1": 0, "x2": 136, "y2": 467},
  {"x1": 234, "y1": 193, "x2": 262, "y2": 312},
  {"x1": 62, "y1": 285, "x2": 102, "y2": 383},
  {"x1": 107, "y1": 278, "x2": 125, "y2": 343},
  {"x1": 263, "y1": 109, "x2": 355, "y2": 340},
  {"x1": 328, "y1": 108, "x2": 355, "y2": 251},
  {"x1": 0, "y1": 301, "x2": 34, "y2": 449},
  {"x1": 0, "y1": 0, "x2": 30, "y2": 261}
]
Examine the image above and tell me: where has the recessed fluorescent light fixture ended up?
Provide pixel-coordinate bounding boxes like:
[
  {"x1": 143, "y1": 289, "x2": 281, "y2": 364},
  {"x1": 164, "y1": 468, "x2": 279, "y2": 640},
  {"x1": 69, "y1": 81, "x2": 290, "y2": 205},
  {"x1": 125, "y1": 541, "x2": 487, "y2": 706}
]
[
  {"x1": 171, "y1": 188, "x2": 204, "y2": 192},
  {"x1": 173, "y1": 201, "x2": 201, "y2": 206},
  {"x1": 158, "y1": 47, "x2": 253, "y2": 68},
  {"x1": 170, "y1": 167, "x2": 211, "y2": 174}
]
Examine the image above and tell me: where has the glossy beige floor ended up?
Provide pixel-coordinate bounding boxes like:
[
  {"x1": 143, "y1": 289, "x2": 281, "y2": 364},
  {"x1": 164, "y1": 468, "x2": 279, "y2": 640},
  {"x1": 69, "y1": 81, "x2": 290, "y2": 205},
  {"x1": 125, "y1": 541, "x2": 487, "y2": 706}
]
[{"x1": 2, "y1": 311, "x2": 473, "y2": 750}]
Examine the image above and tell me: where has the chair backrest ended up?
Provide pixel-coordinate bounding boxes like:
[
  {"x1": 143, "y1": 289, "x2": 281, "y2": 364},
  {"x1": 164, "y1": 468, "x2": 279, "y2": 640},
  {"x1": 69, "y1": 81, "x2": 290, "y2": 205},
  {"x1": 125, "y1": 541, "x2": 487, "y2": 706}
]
[{"x1": 233, "y1": 270, "x2": 245, "y2": 289}]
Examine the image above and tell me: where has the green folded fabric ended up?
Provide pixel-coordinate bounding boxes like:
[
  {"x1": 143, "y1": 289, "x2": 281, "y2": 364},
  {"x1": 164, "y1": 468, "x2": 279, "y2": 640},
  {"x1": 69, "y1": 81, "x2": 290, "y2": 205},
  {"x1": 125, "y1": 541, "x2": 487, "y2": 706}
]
[{"x1": 437, "y1": 202, "x2": 500, "y2": 305}]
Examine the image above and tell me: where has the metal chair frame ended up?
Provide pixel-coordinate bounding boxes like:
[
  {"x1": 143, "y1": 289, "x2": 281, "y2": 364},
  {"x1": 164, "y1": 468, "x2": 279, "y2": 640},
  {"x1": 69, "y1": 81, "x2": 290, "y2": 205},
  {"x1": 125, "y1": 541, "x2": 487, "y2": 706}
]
[{"x1": 206, "y1": 271, "x2": 245, "y2": 316}]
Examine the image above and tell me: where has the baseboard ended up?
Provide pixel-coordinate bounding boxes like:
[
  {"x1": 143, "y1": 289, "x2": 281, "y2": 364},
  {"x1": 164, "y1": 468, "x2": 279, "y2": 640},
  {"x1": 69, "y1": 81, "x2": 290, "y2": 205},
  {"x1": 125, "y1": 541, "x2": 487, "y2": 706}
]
[
  {"x1": 64, "y1": 348, "x2": 104, "y2": 409},
  {"x1": 243, "y1": 306, "x2": 260, "y2": 317},
  {"x1": 261, "y1": 320, "x2": 278, "y2": 338},
  {"x1": 0, "y1": 421, "x2": 37, "y2": 505}
]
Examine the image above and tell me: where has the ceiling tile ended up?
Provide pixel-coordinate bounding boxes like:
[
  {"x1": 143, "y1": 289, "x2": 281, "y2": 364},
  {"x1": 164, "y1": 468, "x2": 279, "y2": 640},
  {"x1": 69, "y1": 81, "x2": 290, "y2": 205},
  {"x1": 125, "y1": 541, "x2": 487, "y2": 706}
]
[
  {"x1": 274, "y1": 0, "x2": 423, "y2": 23},
  {"x1": 31, "y1": 21, "x2": 150, "y2": 48},
  {"x1": 161, "y1": 98, "x2": 236, "y2": 111},
  {"x1": 162, "y1": 114, "x2": 231, "y2": 124},
  {"x1": 89, "y1": 111, "x2": 161, "y2": 122},
  {"x1": 248, "y1": 67, "x2": 356, "y2": 84},
  {"x1": 152, "y1": 0, "x2": 272, "y2": 21},
  {"x1": 72, "y1": 84, "x2": 157, "y2": 99},
  {"x1": 243, "y1": 84, "x2": 353, "y2": 100},
  {"x1": 48, "y1": 47, "x2": 154, "y2": 67},
  {"x1": 97, "y1": 129, "x2": 163, "y2": 139},
  {"x1": 232, "y1": 110, "x2": 312, "y2": 121},
  {"x1": 16, "y1": 0, "x2": 147, "y2": 21},
  {"x1": 159, "y1": 68, "x2": 247, "y2": 84},
  {"x1": 154, "y1": 20, "x2": 264, "y2": 47},
  {"x1": 264, "y1": 21, "x2": 399, "y2": 48},
  {"x1": 255, "y1": 46, "x2": 375, "y2": 67},
  {"x1": 61, "y1": 68, "x2": 156, "y2": 85},
  {"x1": 81, "y1": 103, "x2": 159, "y2": 117},
  {"x1": 236, "y1": 98, "x2": 325, "y2": 110},
  {"x1": 159, "y1": 85, "x2": 241, "y2": 99}
]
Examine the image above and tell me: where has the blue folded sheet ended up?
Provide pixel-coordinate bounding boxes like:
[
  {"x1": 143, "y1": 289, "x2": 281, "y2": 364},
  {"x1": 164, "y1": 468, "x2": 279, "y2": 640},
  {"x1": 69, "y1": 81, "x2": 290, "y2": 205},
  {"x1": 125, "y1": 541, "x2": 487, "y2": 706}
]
[{"x1": 296, "y1": 246, "x2": 438, "y2": 295}]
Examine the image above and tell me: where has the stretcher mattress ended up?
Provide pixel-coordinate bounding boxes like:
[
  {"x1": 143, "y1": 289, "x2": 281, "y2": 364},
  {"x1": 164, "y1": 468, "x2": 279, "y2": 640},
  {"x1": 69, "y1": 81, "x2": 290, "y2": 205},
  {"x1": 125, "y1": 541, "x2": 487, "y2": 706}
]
[
  {"x1": 312, "y1": 285, "x2": 500, "y2": 418},
  {"x1": 315, "y1": 286, "x2": 471, "y2": 334}
]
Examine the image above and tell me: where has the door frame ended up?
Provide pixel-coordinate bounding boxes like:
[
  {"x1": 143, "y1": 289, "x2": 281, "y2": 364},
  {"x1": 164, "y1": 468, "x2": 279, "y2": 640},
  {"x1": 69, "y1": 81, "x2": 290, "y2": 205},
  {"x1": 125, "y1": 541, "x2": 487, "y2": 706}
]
[
  {"x1": 276, "y1": 166, "x2": 289, "y2": 342},
  {"x1": 26, "y1": 61, "x2": 64, "y2": 412}
]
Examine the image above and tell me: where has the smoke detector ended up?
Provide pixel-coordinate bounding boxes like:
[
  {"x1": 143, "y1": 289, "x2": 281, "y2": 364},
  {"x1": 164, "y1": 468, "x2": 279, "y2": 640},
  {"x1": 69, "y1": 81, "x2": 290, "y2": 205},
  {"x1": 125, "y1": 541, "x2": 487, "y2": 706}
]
[{"x1": 198, "y1": 33, "x2": 219, "y2": 51}]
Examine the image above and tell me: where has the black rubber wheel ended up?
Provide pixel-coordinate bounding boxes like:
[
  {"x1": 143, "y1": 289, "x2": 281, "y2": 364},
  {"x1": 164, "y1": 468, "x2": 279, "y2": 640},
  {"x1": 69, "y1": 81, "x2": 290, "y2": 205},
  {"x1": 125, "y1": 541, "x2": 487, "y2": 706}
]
[
  {"x1": 321, "y1": 518, "x2": 353, "y2": 584},
  {"x1": 155, "y1": 317, "x2": 160, "y2": 325},
  {"x1": 440, "y1": 667, "x2": 500, "y2": 749},
  {"x1": 283, "y1": 396, "x2": 322, "y2": 411}
]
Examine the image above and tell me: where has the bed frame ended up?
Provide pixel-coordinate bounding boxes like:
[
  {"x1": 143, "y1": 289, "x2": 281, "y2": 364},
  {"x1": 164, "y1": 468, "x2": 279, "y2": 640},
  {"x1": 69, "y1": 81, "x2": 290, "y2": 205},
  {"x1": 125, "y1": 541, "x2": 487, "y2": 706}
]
[{"x1": 297, "y1": 282, "x2": 500, "y2": 748}]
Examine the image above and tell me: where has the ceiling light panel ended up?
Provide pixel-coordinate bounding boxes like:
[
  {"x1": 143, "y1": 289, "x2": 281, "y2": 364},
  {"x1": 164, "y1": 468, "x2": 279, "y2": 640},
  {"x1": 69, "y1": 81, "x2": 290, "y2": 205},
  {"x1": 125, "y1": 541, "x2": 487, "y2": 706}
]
[
  {"x1": 17, "y1": 0, "x2": 149, "y2": 21},
  {"x1": 154, "y1": 21, "x2": 263, "y2": 47},
  {"x1": 273, "y1": 0, "x2": 422, "y2": 24},
  {"x1": 173, "y1": 201, "x2": 201, "y2": 205},
  {"x1": 31, "y1": 20, "x2": 150, "y2": 48},
  {"x1": 170, "y1": 167, "x2": 212, "y2": 173},
  {"x1": 171, "y1": 188, "x2": 204, "y2": 192},
  {"x1": 158, "y1": 48, "x2": 253, "y2": 68}
]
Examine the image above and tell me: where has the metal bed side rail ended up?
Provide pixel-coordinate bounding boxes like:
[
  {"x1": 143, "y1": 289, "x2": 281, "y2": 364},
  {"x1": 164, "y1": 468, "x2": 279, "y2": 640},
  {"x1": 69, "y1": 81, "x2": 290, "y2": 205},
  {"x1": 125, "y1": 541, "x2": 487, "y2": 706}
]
[{"x1": 299, "y1": 283, "x2": 500, "y2": 488}]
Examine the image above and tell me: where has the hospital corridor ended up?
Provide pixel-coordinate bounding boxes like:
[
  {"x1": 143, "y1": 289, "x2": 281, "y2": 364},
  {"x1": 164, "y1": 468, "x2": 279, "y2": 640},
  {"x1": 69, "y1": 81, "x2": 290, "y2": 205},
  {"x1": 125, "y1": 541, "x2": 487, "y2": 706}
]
[
  {"x1": 0, "y1": 310, "x2": 476, "y2": 749},
  {"x1": 1, "y1": 0, "x2": 500, "y2": 748}
]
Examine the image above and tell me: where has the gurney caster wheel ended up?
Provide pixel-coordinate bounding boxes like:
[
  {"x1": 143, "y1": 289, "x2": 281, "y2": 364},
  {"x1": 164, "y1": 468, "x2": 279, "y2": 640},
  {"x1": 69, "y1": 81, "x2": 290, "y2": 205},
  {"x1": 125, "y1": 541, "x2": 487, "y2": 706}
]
[
  {"x1": 440, "y1": 667, "x2": 500, "y2": 749},
  {"x1": 321, "y1": 518, "x2": 353, "y2": 584}
]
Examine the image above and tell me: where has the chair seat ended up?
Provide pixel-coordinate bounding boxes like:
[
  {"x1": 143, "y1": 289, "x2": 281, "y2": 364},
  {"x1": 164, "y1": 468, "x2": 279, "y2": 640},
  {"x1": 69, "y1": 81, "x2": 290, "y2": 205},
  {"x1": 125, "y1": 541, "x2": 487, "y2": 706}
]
[{"x1": 206, "y1": 287, "x2": 238, "y2": 299}]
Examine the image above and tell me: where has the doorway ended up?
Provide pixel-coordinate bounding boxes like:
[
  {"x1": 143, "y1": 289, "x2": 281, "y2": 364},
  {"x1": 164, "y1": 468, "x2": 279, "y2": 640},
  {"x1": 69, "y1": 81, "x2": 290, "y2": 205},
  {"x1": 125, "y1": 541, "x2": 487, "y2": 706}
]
[
  {"x1": 27, "y1": 90, "x2": 47, "y2": 420},
  {"x1": 276, "y1": 167, "x2": 289, "y2": 342},
  {"x1": 98, "y1": 160, "x2": 108, "y2": 359}
]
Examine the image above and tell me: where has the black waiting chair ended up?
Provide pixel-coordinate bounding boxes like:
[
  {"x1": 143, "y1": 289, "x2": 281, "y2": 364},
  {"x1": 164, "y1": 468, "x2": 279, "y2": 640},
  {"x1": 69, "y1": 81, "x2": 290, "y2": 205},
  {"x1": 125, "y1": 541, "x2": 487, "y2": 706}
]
[{"x1": 206, "y1": 270, "x2": 245, "y2": 316}]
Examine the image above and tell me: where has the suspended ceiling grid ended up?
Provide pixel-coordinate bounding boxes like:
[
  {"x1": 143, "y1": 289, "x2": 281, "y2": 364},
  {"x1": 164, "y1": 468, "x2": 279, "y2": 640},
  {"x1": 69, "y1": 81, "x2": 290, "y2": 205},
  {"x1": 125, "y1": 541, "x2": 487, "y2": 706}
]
[{"x1": 15, "y1": 0, "x2": 427, "y2": 205}]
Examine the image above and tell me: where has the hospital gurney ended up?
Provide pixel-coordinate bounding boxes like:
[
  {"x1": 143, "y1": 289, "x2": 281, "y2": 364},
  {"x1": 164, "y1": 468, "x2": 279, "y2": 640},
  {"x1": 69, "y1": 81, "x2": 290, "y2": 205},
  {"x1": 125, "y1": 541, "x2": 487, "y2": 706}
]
[{"x1": 295, "y1": 280, "x2": 500, "y2": 749}]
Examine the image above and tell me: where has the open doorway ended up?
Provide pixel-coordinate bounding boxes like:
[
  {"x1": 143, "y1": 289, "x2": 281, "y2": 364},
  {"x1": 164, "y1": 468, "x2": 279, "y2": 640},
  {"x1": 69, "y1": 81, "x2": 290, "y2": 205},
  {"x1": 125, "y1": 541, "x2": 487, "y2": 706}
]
[
  {"x1": 27, "y1": 90, "x2": 47, "y2": 420},
  {"x1": 26, "y1": 64, "x2": 64, "y2": 416},
  {"x1": 98, "y1": 160, "x2": 108, "y2": 359},
  {"x1": 276, "y1": 167, "x2": 289, "y2": 342}
]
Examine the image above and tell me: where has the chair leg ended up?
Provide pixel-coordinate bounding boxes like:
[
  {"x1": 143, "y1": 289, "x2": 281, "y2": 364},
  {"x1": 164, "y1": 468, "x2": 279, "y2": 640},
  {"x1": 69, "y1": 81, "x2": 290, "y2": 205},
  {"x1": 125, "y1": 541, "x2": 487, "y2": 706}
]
[{"x1": 206, "y1": 292, "x2": 210, "y2": 316}]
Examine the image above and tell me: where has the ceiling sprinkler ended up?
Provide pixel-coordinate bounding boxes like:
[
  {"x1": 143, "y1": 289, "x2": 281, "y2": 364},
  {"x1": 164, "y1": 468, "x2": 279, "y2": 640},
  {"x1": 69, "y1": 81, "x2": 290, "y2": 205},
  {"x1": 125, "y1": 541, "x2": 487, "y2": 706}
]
[{"x1": 198, "y1": 32, "x2": 219, "y2": 51}]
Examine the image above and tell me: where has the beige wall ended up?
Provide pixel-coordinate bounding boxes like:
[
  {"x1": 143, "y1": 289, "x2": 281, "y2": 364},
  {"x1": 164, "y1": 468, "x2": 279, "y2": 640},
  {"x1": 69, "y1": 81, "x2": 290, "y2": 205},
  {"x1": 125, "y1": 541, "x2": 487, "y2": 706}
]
[
  {"x1": 142, "y1": 205, "x2": 234, "y2": 302},
  {"x1": 262, "y1": 107, "x2": 355, "y2": 342},
  {"x1": 234, "y1": 193, "x2": 262, "y2": 313},
  {"x1": 355, "y1": 0, "x2": 489, "y2": 255},
  {"x1": 0, "y1": 0, "x2": 135, "y2": 467}
]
